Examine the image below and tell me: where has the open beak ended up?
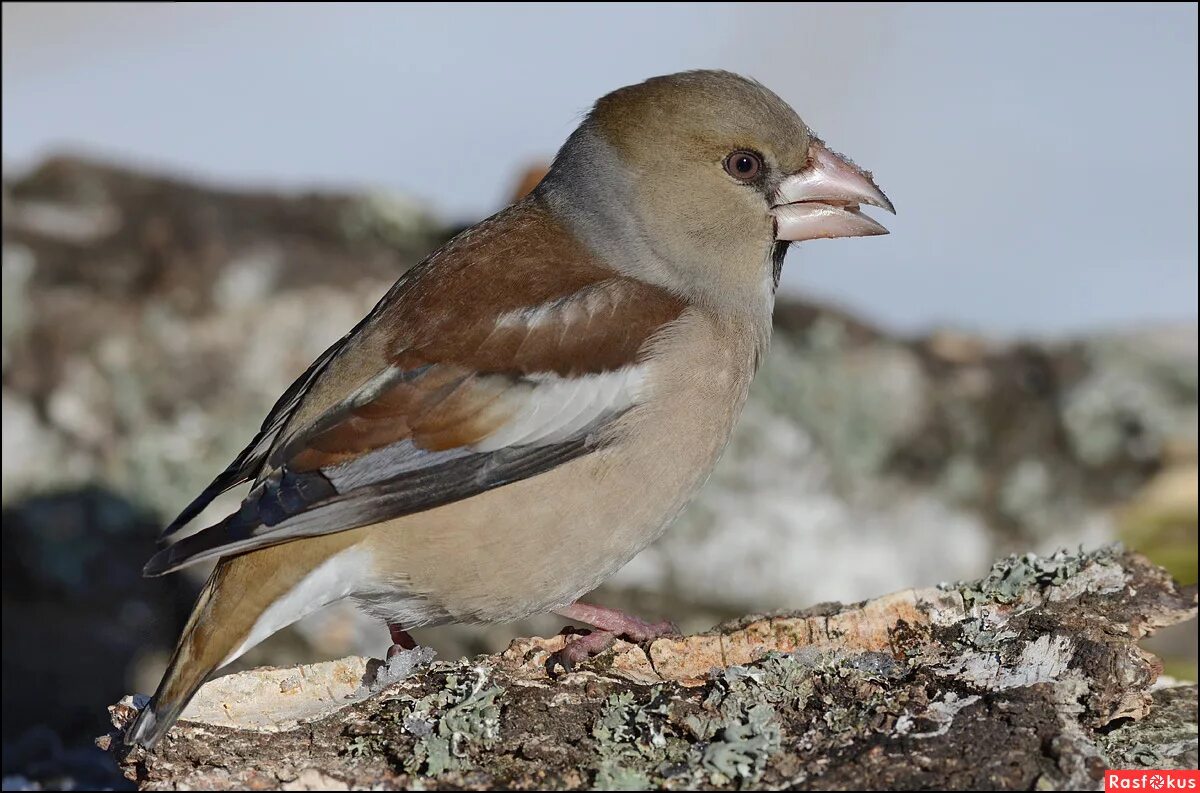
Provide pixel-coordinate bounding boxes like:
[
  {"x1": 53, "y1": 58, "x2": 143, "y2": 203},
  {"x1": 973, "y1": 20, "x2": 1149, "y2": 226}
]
[{"x1": 771, "y1": 140, "x2": 895, "y2": 241}]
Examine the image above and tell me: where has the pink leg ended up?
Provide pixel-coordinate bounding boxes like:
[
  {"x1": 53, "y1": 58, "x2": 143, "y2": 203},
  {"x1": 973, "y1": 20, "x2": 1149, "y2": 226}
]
[
  {"x1": 547, "y1": 602, "x2": 679, "y2": 674},
  {"x1": 386, "y1": 622, "x2": 417, "y2": 659}
]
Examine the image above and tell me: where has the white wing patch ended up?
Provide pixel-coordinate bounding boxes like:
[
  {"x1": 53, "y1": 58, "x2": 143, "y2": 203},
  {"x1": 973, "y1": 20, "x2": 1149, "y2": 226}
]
[
  {"x1": 473, "y1": 365, "x2": 646, "y2": 452},
  {"x1": 479, "y1": 282, "x2": 647, "y2": 453}
]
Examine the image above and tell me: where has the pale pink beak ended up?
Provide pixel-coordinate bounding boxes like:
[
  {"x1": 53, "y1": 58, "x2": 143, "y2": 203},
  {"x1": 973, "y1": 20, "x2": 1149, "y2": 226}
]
[{"x1": 771, "y1": 140, "x2": 894, "y2": 242}]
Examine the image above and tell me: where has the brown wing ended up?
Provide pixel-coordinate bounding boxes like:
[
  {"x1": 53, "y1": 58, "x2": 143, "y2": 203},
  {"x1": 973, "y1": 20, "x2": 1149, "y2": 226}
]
[{"x1": 146, "y1": 198, "x2": 685, "y2": 576}]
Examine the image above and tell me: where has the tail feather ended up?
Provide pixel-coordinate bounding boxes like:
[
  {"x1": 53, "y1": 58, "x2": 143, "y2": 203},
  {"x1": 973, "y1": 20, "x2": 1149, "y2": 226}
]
[
  {"x1": 127, "y1": 534, "x2": 367, "y2": 748},
  {"x1": 126, "y1": 694, "x2": 182, "y2": 749},
  {"x1": 124, "y1": 653, "x2": 214, "y2": 748},
  {"x1": 125, "y1": 566, "x2": 228, "y2": 748}
]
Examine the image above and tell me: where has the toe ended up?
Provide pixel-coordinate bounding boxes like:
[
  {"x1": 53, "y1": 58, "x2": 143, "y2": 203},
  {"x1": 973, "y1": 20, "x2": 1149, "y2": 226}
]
[
  {"x1": 545, "y1": 629, "x2": 617, "y2": 678},
  {"x1": 546, "y1": 651, "x2": 574, "y2": 678}
]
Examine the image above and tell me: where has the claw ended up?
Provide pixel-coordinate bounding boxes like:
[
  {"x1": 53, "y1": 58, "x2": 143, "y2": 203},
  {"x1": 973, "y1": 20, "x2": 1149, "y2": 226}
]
[
  {"x1": 546, "y1": 651, "x2": 572, "y2": 678},
  {"x1": 543, "y1": 603, "x2": 680, "y2": 678},
  {"x1": 546, "y1": 627, "x2": 617, "y2": 676}
]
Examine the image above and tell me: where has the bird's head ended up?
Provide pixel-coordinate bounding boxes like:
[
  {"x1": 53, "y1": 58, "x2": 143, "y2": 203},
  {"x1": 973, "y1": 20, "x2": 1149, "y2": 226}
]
[{"x1": 538, "y1": 70, "x2": 893, "y2": 309}]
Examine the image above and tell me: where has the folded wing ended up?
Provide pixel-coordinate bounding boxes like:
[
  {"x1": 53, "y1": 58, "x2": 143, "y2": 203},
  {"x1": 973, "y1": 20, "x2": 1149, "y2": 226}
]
[{"x1": 146, "y1": 201, "x2": 685, "y2": 575}]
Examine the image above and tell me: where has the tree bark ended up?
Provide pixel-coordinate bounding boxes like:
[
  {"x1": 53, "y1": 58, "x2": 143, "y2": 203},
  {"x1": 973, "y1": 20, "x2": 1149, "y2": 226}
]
[{"x1": 100, "y1": 547, "x2": 1197, "y2": 790}]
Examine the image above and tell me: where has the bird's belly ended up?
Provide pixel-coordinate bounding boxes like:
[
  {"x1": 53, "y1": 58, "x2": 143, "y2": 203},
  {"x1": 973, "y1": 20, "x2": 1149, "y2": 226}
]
[
  {"x1": 357, "y1": 443, "x2": 712, "y2": 625},
  {"x1": 357, "y1": 317, "x2": 757, "y2": 625}
]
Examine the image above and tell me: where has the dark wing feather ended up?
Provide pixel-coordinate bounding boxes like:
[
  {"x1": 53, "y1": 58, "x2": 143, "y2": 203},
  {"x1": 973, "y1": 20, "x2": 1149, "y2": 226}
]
[
  {"x1": 157, "y1": 265, "x2": 425, "y2": 542},
  {"x1": 156, "y1": 332, "x2": 350, "y2": 540},
  {"x1": 144, "y1": 430, "x2": 596, "y2": 575}
]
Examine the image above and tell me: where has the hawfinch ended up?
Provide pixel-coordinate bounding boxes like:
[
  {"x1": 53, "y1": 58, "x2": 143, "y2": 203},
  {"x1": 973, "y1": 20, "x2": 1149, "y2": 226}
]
[{"x1": 128, "y1": 69, "x2": 892, "y2": 748}]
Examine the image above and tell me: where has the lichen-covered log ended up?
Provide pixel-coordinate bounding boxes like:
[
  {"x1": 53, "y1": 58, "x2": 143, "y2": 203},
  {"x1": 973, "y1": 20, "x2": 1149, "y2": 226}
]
[{"x1": 101, "y1": 547, "x2": 1197, "y2": 790}]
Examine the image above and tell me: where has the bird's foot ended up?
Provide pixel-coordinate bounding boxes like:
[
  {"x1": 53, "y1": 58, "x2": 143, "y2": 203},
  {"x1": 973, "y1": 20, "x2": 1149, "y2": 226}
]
[
  {"x1": 547, "y1": 628, "x2": 617, "y2": 676},
  {"x1": 555, "y1": 602, "x2": 680, "y2": 642},
  {"x1": 386, "y1": 622, "x2": 417, "y2": 659},
  {"x1": 546, "y1": 602, "x2": 679, "y2": 675}
]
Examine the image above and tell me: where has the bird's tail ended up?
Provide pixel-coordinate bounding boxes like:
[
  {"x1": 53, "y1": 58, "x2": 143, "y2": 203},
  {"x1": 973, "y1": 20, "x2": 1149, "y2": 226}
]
[
  {"x1": 125, "y1": 642, "x2": 212, "y2": 749},
  {"x1": 125, "y1": 534, "x2": 365, "y2": 748},
  {"x1": 125, "y1": 566, "x2": 235, "y2": 749},
  {"x1": 125, "y1": 689, "x2": 186, "y2": 750}
]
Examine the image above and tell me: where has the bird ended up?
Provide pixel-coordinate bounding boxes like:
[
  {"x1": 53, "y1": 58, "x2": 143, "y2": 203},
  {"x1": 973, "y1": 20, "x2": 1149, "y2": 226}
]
[{"x1": 126, "y1": 69, "x2": 893, "y2": 749}]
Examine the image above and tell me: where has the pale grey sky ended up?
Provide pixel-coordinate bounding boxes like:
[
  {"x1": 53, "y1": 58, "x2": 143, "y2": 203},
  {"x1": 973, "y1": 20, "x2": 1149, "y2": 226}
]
[{"x1": 3, "y1": 2, "x2": 1197, "y2": 335}]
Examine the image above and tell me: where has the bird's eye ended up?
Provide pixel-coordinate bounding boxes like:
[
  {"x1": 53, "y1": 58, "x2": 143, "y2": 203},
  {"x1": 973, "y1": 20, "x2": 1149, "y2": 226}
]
[{"x1": 723, "y1": 150, "x2": 763, "y2": 181}]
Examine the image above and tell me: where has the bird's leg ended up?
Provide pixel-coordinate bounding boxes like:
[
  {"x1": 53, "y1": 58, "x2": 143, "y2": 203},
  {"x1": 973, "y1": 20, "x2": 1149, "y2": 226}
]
[
  {"x1": 386, "y1": 622, "x2": 417, "y2": 659},
  {"x1": 547, "y1": 602, "x2": 679, "y2": 674}
]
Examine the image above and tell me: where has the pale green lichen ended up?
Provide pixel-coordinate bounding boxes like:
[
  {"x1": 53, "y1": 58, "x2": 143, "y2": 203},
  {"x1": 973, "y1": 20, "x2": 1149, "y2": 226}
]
[
  {"x1": 700, "y1": 702, "x2": 781, "y2": 786},
  {"x1": 344, "y1": 735, "x2": 377, "y2": 759},
  {"x1": 398, "y1": 663, "x2": 504, "y2": 777},
  {"x1": 589, "y1": 688, "x2": 677, "y2": 790},
  {"x1": 958, "y1": 618, "x2": 1021, "y2": 651},
  {"x1": 948, "y1": 546, "x2": 1105, "y2": 607},
  {"x1": 592, "y1": 690, "x2": 667, "y2": 747},
  {"x1": 592, "y1": 761, "x2": 653, "y2": 791},
  {"x1": 585, "y1": 661, "x2": 802, "y2": 789},
  {"x1": 684, "y1": 660, "x2": 799, "y2": 786},
  {"x1": 724, "y1": 653, "x2": 821, "y2": 707}
]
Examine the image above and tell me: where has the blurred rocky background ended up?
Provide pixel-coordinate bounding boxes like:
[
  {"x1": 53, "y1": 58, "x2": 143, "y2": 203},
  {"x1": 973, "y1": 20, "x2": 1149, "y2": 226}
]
[{"x1": 2, "y1": 155, "x2": 1196, "y2": 789}]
